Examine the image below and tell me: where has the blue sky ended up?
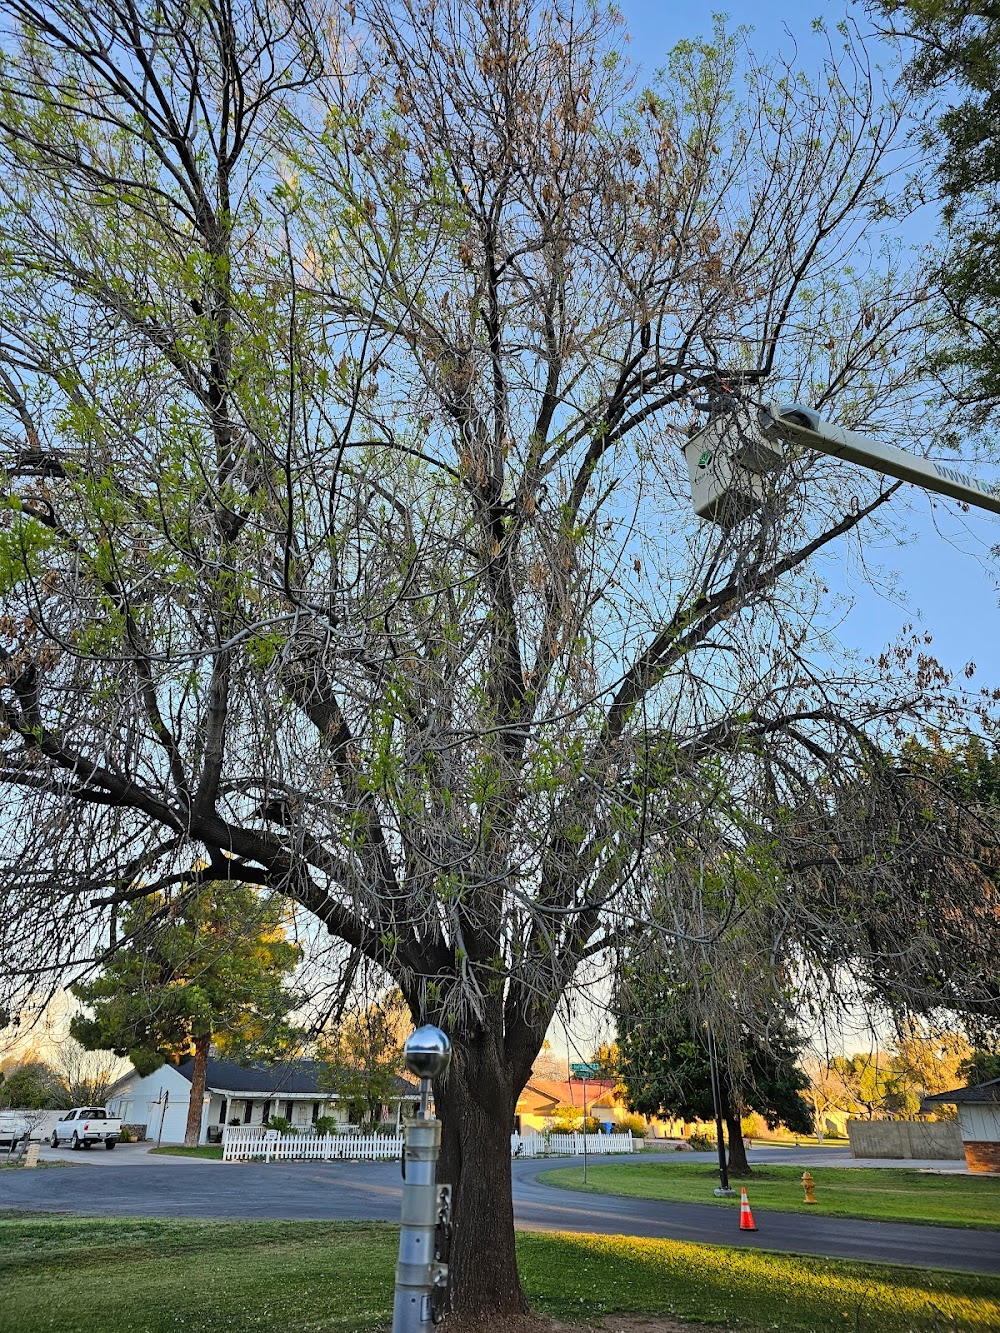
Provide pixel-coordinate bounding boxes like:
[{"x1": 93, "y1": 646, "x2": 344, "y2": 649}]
[{"x1": 617, "y1": 0, "x2": 1000, "y2": 689}]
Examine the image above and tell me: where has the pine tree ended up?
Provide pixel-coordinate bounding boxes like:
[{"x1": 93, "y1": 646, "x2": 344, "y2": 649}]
[
  {"x1": 614, "y1": 981, "x2": 812, "y2": 1177},
  {"x1": 70, "y1": 883, "x2": 302, "y2": 1145}
]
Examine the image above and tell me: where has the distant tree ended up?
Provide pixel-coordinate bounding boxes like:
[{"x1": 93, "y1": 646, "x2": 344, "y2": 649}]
[
  {"x1": 70, "y1": 883, "x2": 302, "y2": 1145},
  {"x1": 874, "y1": 0, "x2": 1000, "y2": 423},
  {"x1": 51, "y1": 1038, "x2": 123, "y2": 1107},
  {"x1": 0, "y1": 1060, "x2": 69, "y2": 1109},
  {"x1": 588, "y1": 1043, "x2": 621, "y2": 1083},
  {"x1": 888, "y1": 1017, "x2": 971, "y2": 1113},
  {"x1": 958, "y1": 1050, "x2": 1000, "y2": 1087},
  {"x1": 800, "y1": 1057, "x2": 856, "y2": 1138},
  {"x1": 529, "y1": 1041, "x2": 566, "y2": 1083},
  {"x1": 822, "y1": 1045, "x2": 958, "y2": 1122},
  {"x1": 547, "y1": 1103, "x2": 600, "y2": 1134},
  {"x1": 827, "y1": 1053, "x2": 893, "y2": 1121},
  {"x1": 317, "y1": 990, "x2": 409, "y2": 1129},
  {"x1": 614, "y1": 981, "x2": 811, "y2": 1177}
]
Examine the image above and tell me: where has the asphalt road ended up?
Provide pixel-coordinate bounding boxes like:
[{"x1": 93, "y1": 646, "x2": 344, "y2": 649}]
[{"x1": 3, "y1": 1147, "x2": 997, "y2": 1277}]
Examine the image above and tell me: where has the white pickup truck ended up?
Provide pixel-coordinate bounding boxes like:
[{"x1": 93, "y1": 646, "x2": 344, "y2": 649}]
[{"x1": 49, "y1": 1106, "x2": 122, "y2": 1150}]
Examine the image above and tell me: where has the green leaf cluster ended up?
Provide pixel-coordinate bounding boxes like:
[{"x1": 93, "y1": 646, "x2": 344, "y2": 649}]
[{"x1": 70, "y1": 882, "x2": 303, "y2": 1073}]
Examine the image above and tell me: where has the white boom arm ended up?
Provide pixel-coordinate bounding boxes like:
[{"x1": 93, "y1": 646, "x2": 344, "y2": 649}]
[{"x1": 758, "y1": 403, "x2": 1000, "y2": 518}]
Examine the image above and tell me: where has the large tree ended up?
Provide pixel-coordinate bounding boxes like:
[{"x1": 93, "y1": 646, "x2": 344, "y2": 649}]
[
  {"x1": 0, "y1": 0, "x2": 970, "y2": 1318},
  {"x1": 70, "y1": 883, "x2": 302, "y2": 1145}
]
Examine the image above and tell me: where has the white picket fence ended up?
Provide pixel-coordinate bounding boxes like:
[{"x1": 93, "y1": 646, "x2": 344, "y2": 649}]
[
  {"x1": 223, "y1": 1125, "x2": 635, "y2": 1163},
  {"x1": 223, "y1": 1127, "x2": 403, "y2": 1162},
  {"x1": 511, "y1": 1132, "x2": 634, "y2": 1157}
]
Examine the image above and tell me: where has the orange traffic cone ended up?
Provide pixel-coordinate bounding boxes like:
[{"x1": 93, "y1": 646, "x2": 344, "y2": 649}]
[{"x1": 739, "y1": 1187, "x2": 757, "y2": 1231}]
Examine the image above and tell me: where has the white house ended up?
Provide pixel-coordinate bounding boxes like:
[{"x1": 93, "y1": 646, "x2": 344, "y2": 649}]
[
  {"x1": 106, "y1": 1057, "x2": 419, "y2": 1145},
  {"x1": 923, "y1": 1077, "x2": 1000, "y2": 1174}
]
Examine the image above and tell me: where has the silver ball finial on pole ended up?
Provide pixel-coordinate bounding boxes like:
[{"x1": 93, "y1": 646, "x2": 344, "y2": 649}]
[
  {"x1": 393, "y1": 1025, "x2": 451, "y2": 1333},
  {"x1": 404, "y1": 1025, "x2": 451, "y2": 1118}
]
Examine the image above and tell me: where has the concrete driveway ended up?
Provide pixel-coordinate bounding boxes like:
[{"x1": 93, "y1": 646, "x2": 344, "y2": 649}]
[
  {"x1": 2, "y1": 1146, "x2": 996, "y2": 1276},
  {"x1": 34, "y1": 1138, "x2": 186, "y2": 1166}
]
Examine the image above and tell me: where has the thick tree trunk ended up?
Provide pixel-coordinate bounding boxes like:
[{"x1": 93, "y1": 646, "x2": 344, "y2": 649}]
[
  {"x1": 725, "y1": 1106, "x2": 751, "y2": 1177},
  {"x1": 434, "y1": 1030, "x2": 531, "y2": 1324},
  {"x1": 184, "y1": 1034, "x2": 210, "y2": 1147}
]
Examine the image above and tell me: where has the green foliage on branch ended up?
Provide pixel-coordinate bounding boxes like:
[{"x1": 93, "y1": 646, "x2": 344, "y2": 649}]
[
  {"x1": 614, "y1": 980, "x2": 812, "y2": 1136},
  {"x1": 69, "y1": 882, "x2": 303, "y2": 1074},
  {"x1": 876, "y1": 0, "x2": 1000, "y2": 418}
]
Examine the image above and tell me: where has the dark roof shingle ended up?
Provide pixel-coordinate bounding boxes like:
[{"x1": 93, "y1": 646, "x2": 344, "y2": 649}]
[
  {"x1": 172, "y1": 1057, "x2": 416, "y2": 1097},
  {"x1": 922, "y1": 1077, "x2": 1000, "y2": 1106}
]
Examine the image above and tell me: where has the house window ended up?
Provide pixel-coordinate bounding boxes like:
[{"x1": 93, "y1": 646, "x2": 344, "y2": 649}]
[
  {"x1": 219, "y1": 1098, "x2": 228, "y2": 1125},
  {"x1": 311, "y1": 1102, "x2": 320, "y2": 1123},
  {"x1": 262, "y1": 1100, "x2": 272, "y2": 1124},
  {"x1": 284, "y1": 1101, "x2": 293, "y2": 1121}
]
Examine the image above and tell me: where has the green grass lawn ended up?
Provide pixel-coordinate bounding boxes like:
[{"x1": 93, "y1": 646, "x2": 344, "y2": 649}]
[
  {"x1": 1, "y1": 1213, "x2": 998, "y2": 1332},
  {"x1": 147, "y1": 1145, "x2": 224, "y2": 1159},
  {"x1": 540, "y1": 1159, "x2": 1000, "y2": 1230}
]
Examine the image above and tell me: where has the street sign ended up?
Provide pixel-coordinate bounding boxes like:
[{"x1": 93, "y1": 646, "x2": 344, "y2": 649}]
[{"x1": 570, "y1": 1062, "x2": 601, "y2": 1078}]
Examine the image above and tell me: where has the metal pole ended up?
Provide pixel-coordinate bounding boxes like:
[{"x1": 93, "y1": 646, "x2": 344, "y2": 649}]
[
  {"x1": 393, "y1": 1026, "x2": 451, "y2": 1333},
  {"x1": 706, "y1": 1026, "x2": 734, "y2": 1197},
  {"x1": 393, "y1": 1084, "x2": 445, "y2": 1333},
  {"x1": 156, "y1": 1089, "x2": 169, "y2": 1149},
  {"x1": 582, "y1": 1074, "x2": 588, "y2": 1186}
]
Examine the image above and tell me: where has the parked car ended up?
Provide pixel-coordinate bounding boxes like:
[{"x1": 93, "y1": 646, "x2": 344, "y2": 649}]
[
  {"x1": 0, "y1": 1111, "x2": 33, "y2": 1149},
  {"x1": 49, "y1": 1107, "x2": 123, "y2": 1150}
]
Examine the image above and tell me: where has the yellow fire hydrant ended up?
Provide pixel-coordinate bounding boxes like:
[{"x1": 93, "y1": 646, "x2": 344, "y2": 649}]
[{"x1": 801, "y1": 1171, "x2": 817, "y2": 1205}]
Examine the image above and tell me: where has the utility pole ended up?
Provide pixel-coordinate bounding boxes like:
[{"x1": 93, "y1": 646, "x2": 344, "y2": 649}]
[
  {"x1": 155, "y1": 1089, "x2": 169, "y2": 1149},
  {"x1": 706, "y1": 1026, "x2": 734, "y2": 1197},
  {"x1": 582, "y1": 1072, "x2": 588, "y2": 1185},
  {"x1": 392, "y1": 1026, "x2": 451, "y2": 1333}
]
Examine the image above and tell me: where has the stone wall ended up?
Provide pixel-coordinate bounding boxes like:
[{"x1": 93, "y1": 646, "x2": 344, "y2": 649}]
[{"x1": 847, "y1": 1119, "x2": 963, "y2": 1160}]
